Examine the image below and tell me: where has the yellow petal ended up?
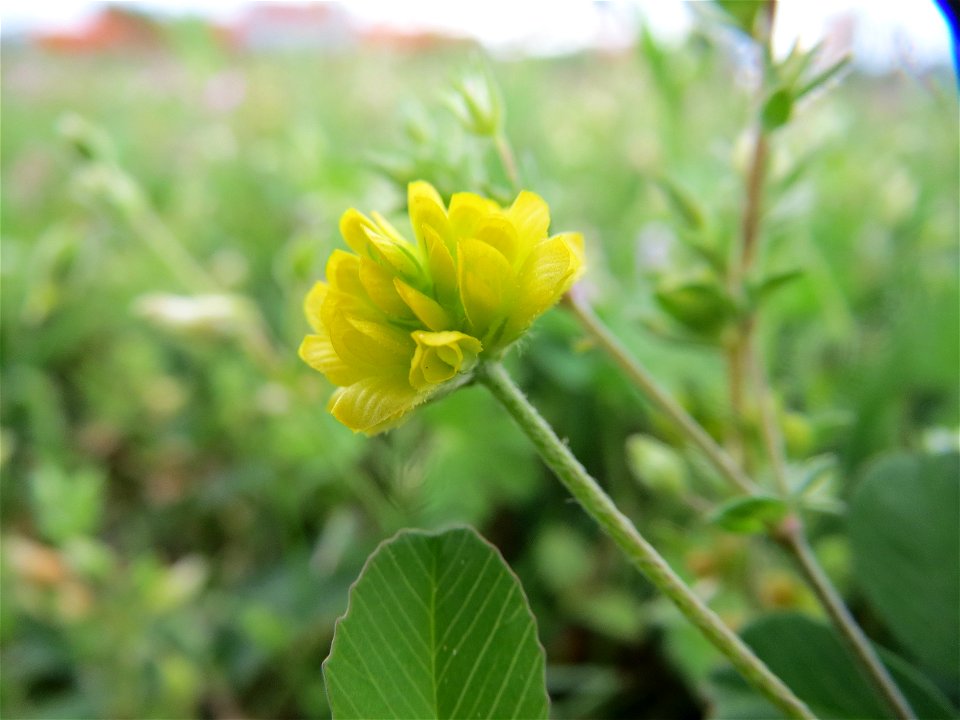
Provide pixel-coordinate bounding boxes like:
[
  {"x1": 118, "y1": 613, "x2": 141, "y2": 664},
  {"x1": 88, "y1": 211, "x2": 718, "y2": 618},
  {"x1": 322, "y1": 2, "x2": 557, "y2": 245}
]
[
  {"x1": 326, "y1": 249, "x2": 364, "y2": 296},
  {"x1": 394, "y1": 278, "x2": 452, "y2": 331},
  {"x1": 449, "y1": 192, "x2": 499, "y2": 240},
  {"x1": 367, "y1": 229, "x2": 422, "y2": 280},
  {"x1": 475, "y1": 213, "x2": 520, "y2": 264},
  {"x1": 303, "y1": 280, "x2": 327, "y2": 332},
  {"x1": 507, "y1": 231, "x2": 585, "y2": 342},
  {"x1": 299, "y1": 332, "x2": 363, "y2": 386},
  {"x1": 508, "y1": 191, "x2": 550, "y2": 252},
  {"x1": 370, "y1": 211, "x2": 411, "y2": 246},
  {"x1": 424, "y1": 225, "x2": 458, "y2": 307},
  {"x1": 347, "y1": 317, "x2": 414, "y2": 360},
  {"x1": 408, "y1": 330, "x2": 482, "y2": 389},
  {"x1": 408, "y1": 181, "x2": 451, "y2": 251},
  {"x1": 340, "y1": 207, "x2": 422, "y2": 280},
  {"x1": 359, "y1": 257, "x2": 415, "y2": 320},
  {"x1": 457, "y1": 238, "x2": 517, "y2": 344},
  {"x1": 329, "y1": 374, "x2": 424, "y2": 434},
  {"x1": 339, "y1": 209, "x2": 377, "y2": 256},
  {"x1": 323, "y1": 250, "x2": 382, "y2": 321},
  {"x1": 326, "y1": 313, "x2": 412, "y2": 371}
]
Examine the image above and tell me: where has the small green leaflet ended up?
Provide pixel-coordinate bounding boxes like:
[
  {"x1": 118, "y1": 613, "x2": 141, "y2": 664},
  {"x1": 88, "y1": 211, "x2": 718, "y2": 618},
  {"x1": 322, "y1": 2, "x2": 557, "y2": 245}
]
[
  {"x1": 709, "y1": 495, "x2": 789, "y2": 534},
  {"x1": 323, "y1": 526, "x2": 549, "y2": 719}
]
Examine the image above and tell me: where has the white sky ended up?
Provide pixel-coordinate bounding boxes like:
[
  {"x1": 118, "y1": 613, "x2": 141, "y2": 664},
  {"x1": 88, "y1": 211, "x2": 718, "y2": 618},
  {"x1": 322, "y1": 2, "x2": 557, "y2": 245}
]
[{"x1": 0, "y1": 0, "x2": 954, "y2": 69}]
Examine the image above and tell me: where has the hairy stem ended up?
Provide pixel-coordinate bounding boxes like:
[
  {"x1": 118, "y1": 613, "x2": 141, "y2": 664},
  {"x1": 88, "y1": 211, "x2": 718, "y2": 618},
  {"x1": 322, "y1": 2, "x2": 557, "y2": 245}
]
[
  {"x1": 563, "y1": 294, "x2": 758, "y2": 496},
  {"x1": 477, "y1": 362, "x2": 815, "y2": 720}
]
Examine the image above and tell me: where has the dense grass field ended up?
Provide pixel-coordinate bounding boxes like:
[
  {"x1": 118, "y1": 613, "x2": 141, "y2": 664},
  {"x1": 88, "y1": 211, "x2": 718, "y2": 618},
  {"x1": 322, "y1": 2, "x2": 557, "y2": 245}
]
[{"x1": 2, "y1": 14, "x2": 957, "y2": 719}]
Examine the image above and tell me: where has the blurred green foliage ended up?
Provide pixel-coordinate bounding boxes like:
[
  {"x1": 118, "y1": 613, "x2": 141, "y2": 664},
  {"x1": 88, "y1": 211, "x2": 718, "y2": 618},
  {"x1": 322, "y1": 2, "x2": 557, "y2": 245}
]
[{"x1": 1, "y1": 12, "x2": 957, "y2": 719}]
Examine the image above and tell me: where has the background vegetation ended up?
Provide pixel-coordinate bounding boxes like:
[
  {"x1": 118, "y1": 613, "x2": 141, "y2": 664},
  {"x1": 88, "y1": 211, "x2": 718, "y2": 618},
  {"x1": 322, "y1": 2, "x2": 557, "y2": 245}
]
[{"x1": 2, "y1": 11, "x2": 957, "y2": 719}]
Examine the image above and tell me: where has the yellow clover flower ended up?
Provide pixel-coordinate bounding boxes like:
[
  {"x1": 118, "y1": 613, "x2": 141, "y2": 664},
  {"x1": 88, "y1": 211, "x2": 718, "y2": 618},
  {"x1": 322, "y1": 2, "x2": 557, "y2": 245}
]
[{"x1": 299, "y1": 181, "x2": 584, "y2": 434}]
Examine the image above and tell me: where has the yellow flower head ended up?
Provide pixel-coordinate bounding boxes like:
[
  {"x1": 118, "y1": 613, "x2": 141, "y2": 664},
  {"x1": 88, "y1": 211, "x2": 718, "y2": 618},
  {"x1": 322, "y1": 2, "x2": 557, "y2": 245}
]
[{"x1": 299, "y1": 181, "x2": 584, "y2": 433}]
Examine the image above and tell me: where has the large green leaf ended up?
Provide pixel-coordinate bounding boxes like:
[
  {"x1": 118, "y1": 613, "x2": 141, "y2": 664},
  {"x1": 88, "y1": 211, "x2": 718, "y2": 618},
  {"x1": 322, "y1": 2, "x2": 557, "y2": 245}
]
[
  {"x1": 323, "y1": 526, "x2": 548, "y2": 719},
  {"x1": 849, "y1": 451, "x2": 960, "y2": 681},
  {"x1": 709, "y1": 613, "x2": 958, "y2": 719}
]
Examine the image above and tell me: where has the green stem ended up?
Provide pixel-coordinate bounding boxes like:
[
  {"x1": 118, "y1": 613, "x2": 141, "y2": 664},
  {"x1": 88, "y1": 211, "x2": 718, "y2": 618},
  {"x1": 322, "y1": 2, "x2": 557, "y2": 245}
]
[
  {"x1": 493, "y1": 131, "x2": 521, "y2": 192},
  {"x1": 751, "y1": 330, "x2": 913, "y2": 719},
  {"x1": 776, "y1": 520, "x2": 917, "y2": 720},
  {"x1": 106, "y1": 167, "x2": 283, "y2": 373},
  {"x1": 563, "y1": 294, "x2": 759, "y2": 496},
  {"x1": 112, "y1": 180, "x2": 220, "y2": 294},
  {"x1": 477, "y1": 362, "x2": 815, "y2": 720},
  {"x1": 749, "y1": 332, "x2": 790, "y2": 496},
  {"x1": 732, "y1": 6, "x2": 916, "y2": 715}
]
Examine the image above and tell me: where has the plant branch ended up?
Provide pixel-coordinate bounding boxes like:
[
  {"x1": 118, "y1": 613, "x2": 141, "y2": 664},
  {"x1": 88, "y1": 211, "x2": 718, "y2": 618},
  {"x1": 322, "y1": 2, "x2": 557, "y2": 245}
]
[
  {"x1": 736, "y1": 132, "x2": 769, "y2": 286},
  {"x1": 103, "y1": 166, "x2": 283, "y2": 373},
  {"x1": 725, "y1": 338, "x2": 748, "y2": 467},
  {"x1": 727, "y1": 1, "x2": 773, "y2": 470},
  {"x1": 477, "y1": 361, "x2": 814, "y2": 720},
  {"x1": 563, "y1": 293, "x2": 759, "y2": 496},
  {"x1": 775, "y1": 519, "x2": 917, "y2": 720},
  {"x1": 726, "y1": 129, "x2": 768, "y2": 469},
  {"x1": 735, "y1": 6, "x2": 916, "y2": 714},
  {"x1": 750, "y1": 332, "x2": 790, "y2": 495},
  {"x1": 493, "y1": 131, "x2": 521, "y2": 192}
]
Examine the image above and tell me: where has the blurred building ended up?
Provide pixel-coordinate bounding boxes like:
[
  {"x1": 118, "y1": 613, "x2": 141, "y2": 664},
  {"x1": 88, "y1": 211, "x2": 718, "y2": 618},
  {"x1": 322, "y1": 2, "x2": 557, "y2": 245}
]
[
  {"x1": 34, "y1": 5, "x2": 163, "y2": 53},
  {"x1": 27, "y1": 2, "x2": 476, "y2": 55},
  {"x1": 223, "y1": 3, "x2": 355, "y2": 52}
]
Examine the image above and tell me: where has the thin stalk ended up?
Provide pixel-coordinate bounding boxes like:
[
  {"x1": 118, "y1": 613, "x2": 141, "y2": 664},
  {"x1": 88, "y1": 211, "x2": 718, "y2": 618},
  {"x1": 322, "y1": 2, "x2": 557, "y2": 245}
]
[
  {"x1": 776, "y1": 520, "x2": 917, "y2": 720},
  {"x1": 735, "y1": 132, "x2": 769, "y2": 287},
  {"x1": 477, "y1": 362, "x2": 815, "y2": 720},
  {"x1": 725, "y1": 342, "x2": 747, "y2": 467},
  {"x1": 107, "y1": 170, "x2": 283, "y2": 373},
  {"x1": 731, "y1": 6, "x2": 915, "y2": 716},
  {"x1": 726, "y1": 131, "x2": 768, "y2": 469},
  {"x1": 114, "y1": 184, "x2": 220, "y2": 294},
  {"x1": 727, "y1": 1, "x2": 773, "y2": 469},
  {"x1": 749, "y1": 332, "x2": 790, "y2": 495},
  {"x1": 493, "y1": 131, "x2": 521, "y2": 192},
  {"x1": 751, "y1": 319, "x2": 913, "y2": 720},
  {"x1": 563, "y1": 294, "x2": 759, "y2": 496},
  {"x1": 566, "y1": 292, "x2": 917, "y2": 720}
]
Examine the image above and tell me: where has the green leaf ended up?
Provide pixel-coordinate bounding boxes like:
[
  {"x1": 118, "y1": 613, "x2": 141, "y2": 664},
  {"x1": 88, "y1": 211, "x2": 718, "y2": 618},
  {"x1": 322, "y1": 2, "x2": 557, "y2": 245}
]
[
  {"x1": 30, "y1": 462, "x2": 105, "y2": 544},
  {"x1": 789, "y1": 454, "x2": 837, "y2": 497},
  {"x1": 655, "y1": 276, "x2": 737, "y2": 336},
  {"x1": 761, "y1": 88, "x2": 794, "y2": 132},
  {"x1": 652, "y1": 177, "x2": 706, "y2": 231},
  {"x1": 626, "y1": 434, "x2": 688, "y2": 496},
  {"x1": 323, "y1": 526, "x2": 549, "y2": 719},
  {"x1": 748, "y1": 268, "x2": 806, "y2": 306},
  {"x1": 775, "y1": 39, "x2": 822, "y2": 89},
  {"x1": 849, "y1": 452, "x2": 960, "y2": 682},
  {"x1": 709, "y1": 495, "x2": 789, "y2": 534},
  {"x1": 533, "y1": 524, "x2": 592, "y2": 593},
  {"x1": 567, "y1": 588, "x2": 647, "y2": 641},
  {"x1": 709, "y1": 613, "x2": 958, "y2": 719},
  {"x1": 713, "y1": 0, "x2": 762, "y2": 38},
  {"x1": 796, "y1": 55, "x2": 852, "y2": 100}
]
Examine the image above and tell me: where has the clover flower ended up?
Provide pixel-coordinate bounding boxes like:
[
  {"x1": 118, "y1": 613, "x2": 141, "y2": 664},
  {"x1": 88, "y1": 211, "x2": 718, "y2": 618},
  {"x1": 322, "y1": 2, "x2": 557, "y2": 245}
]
[{"x1": 299, "y1": 181, "x2": 584, "y2": 433}]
